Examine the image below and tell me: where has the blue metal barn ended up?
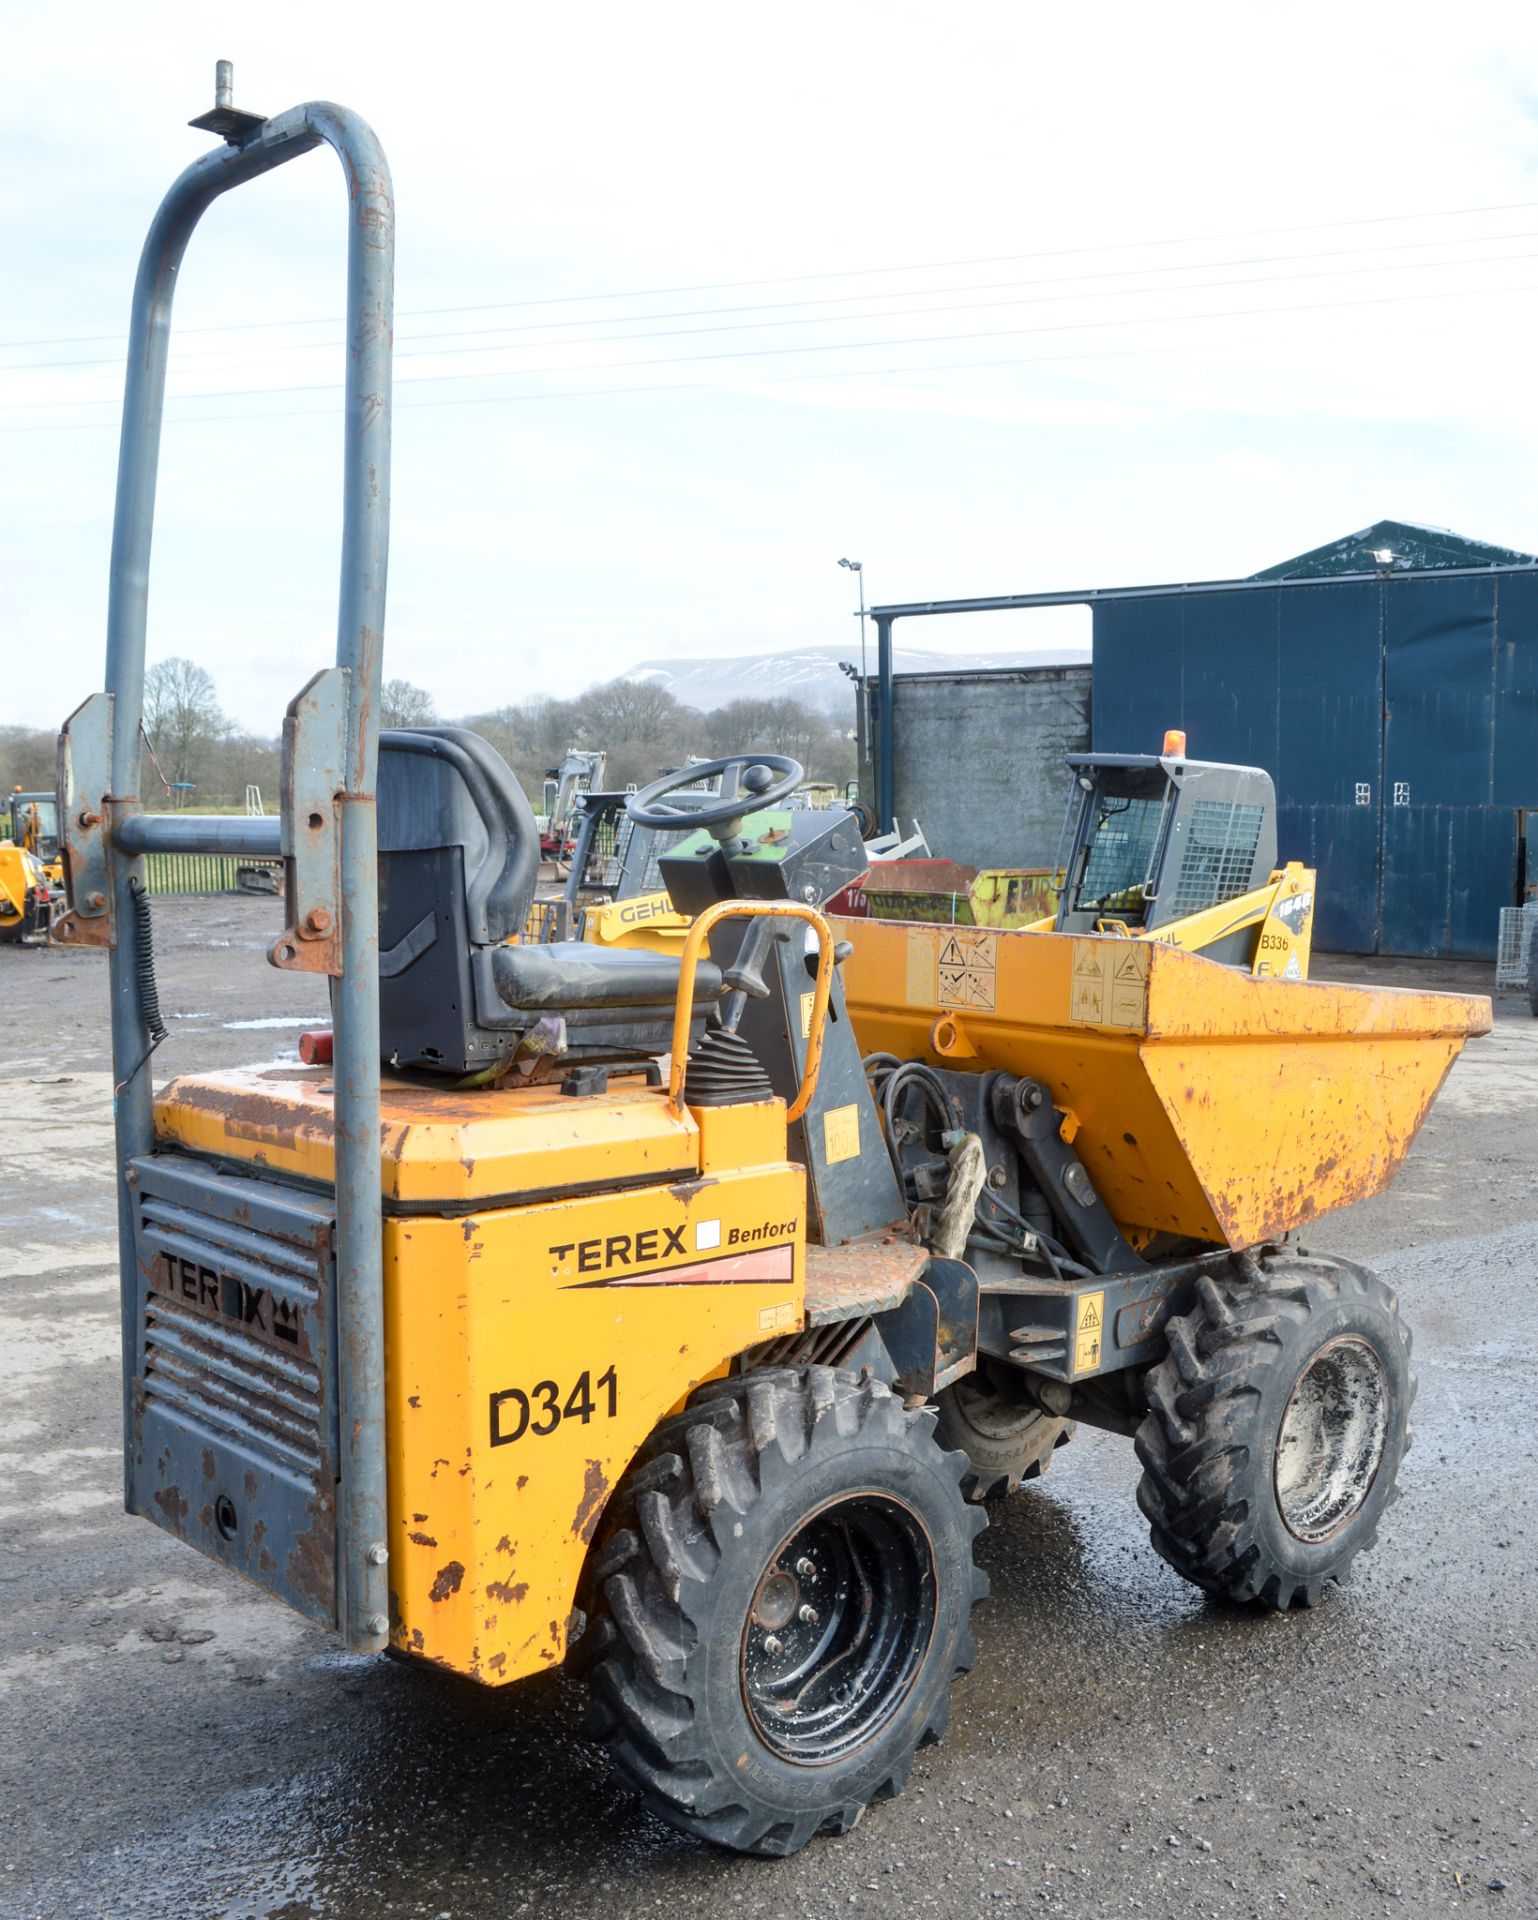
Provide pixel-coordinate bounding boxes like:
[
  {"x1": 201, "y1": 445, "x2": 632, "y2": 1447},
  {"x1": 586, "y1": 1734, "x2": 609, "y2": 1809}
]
[{"x1": 867, "y1": 521, "x2": 1538, "y2": 959}]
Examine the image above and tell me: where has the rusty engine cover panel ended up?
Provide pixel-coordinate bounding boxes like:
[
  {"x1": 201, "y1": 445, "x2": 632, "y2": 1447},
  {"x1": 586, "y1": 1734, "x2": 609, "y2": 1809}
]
[{"x1": 128, "y1": 1154, "x2": 339, "y2": 1626}]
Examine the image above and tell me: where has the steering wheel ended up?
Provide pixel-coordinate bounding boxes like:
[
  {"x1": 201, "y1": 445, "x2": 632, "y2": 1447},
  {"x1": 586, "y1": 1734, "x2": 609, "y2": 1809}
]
[{"x1": 625, "y1": 753, "x2": 803, "y2": 838}]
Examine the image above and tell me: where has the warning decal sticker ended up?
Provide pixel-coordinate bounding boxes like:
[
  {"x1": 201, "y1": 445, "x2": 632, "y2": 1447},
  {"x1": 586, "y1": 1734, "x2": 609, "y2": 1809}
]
[
  {"x1": 1074, "y1": 1290, "x2": 1106, "y2": 1376},
  {"x1": 935, "y1": 929, "x2": 997, "y2": 1011},
  {"x1": 823, "y1": 1102, "x2": 861, "y2": 1165},
  {"x1": 1068, "y1": 939, "x2": 1148, "y2": 1029}
]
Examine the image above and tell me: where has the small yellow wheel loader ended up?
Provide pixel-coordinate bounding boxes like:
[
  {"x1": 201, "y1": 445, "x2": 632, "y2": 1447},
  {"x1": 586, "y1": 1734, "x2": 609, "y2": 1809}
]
[
  {"x1": 0, "y1": 792, "x2": 56, "y2": 945},
  {"x1": 57, "y1": 70, "x2": 1490, "y2": 1859}
]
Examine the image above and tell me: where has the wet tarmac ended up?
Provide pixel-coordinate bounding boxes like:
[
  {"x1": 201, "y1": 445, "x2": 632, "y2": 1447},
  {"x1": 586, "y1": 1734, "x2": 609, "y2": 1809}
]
[{"x1": 2, "y1": 902, "x2": 1534, "y2": 1918}]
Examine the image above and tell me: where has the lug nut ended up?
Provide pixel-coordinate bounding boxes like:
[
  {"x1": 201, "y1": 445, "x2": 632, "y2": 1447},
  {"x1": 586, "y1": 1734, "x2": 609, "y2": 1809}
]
[
  {"x1": 795, "y1": 1556, "x2": 816, "y2": 1577},
  {"x1": 304, "y1": 906, "x2": 332, "y2": 935},
  {"x1": 86, "y1": 890, "x2": 106, "y2": 910},
  {"x1": 763, "y1": 1633, "x2": 784, "y2": 1656},
  {"x1": 365, "y1": 1542, "x2": 388, "y2": 1566},
  {"x1": 365, "y1": 1612, "x2": 390, "y2": 1637},
  {"x1": 798, "y1": 1604, "x2": 819, "y2": 1625}
]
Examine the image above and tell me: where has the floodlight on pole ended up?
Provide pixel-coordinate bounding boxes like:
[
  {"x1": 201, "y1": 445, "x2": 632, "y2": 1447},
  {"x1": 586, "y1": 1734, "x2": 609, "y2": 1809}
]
[{"x1": 837, "y1": 558, "x2": 868, "y2": 685}]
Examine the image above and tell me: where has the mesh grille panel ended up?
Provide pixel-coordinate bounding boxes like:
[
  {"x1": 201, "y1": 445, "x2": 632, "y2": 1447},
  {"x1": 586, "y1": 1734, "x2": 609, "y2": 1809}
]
[
  {"x1": 1496, "y1": 903, "x2": 1538, "y2": 987},
  {"x1": 1166, "y1": 800, "x2": 1265, "y2": 917}
]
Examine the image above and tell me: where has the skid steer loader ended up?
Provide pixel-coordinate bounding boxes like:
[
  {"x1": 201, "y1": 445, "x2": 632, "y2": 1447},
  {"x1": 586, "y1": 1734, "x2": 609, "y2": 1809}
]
[{"x1": 57, "y1": 69, "x2": 1490, "y2": 1859}]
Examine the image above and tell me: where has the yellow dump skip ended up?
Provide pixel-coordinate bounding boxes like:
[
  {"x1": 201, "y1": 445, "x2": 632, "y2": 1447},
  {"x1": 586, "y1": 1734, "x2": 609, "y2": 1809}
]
[{"x1": 836, "y1": 920, "x2": 1491, "y2": 1249}]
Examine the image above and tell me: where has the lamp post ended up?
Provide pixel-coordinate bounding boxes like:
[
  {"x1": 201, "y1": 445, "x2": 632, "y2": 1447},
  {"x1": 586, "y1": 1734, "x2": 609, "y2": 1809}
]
[
  {"x1": 837, "y1": 558, "x2": 870, "y2": 806},
  {"x1": 837, "y1": 557, "x2": 867, "y2": 685}
]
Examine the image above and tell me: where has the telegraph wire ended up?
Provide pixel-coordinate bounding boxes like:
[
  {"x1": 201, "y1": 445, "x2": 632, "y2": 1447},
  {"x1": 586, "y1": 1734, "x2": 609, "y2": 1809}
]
[
  {"x1": 4, "y1": 262, "x2": 1537, "y2": 416},
  {"x1": 1, "y1": 194, "x2": 1536, "y2": 355},
  {"x1": 2, "y1": 275, "x2": 1536, "y2": 434},
  {"x1": 11, "y1": 221, "x2": 1538, "y2": 374}
]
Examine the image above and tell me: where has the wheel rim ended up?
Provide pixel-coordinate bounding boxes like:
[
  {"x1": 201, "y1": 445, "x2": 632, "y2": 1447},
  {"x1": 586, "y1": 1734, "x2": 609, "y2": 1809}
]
[
  {"x1": 1274, "y1": 1336, "x2": 1391, "y2": 1543},
  {"x1": 740, "y1": 1492, "x2": 937, "y2": 1765}
]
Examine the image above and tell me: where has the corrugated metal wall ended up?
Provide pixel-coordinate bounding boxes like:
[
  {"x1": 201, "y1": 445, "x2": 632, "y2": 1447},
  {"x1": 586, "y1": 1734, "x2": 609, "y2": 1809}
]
[{"x1": 1092, "y1": 572, "x2": 1538, "y2": 958}]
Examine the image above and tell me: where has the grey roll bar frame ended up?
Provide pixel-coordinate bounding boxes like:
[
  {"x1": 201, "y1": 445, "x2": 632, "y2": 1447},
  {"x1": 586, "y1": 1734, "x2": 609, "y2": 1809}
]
[{"x1": 59, "y1": 74, "x2": 394, "y2": 1651}]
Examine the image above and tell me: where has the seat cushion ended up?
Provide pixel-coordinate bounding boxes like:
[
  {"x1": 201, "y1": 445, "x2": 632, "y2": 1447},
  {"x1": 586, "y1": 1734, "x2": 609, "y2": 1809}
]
[{"x1": 492, "y1": 942, "x2": 722, "y2": 1012}]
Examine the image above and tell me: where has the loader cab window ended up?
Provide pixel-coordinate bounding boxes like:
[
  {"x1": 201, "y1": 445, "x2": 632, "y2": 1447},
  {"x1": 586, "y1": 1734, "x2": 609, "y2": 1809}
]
[{"x1": 1067, "y1": 767, "x2": 1171, "y2": 926}]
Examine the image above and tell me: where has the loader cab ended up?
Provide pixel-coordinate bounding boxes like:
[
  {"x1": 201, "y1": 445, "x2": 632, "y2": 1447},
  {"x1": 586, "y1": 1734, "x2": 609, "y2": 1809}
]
[
  {"x1": 565, "y1": 783, "x2": 729, "y2": 914},
  {"x1": 6, "y1": 792, "x2": 59, "y2": 863},
  {"x1": 1055, "y1": 746, "x2": 1277, "y2": 940}
]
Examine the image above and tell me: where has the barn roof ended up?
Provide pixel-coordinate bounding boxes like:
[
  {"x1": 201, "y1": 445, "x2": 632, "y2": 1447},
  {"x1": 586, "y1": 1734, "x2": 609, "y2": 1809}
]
[{"x1": 1249, "y1": 518, "x2": 1537, "y2": 580}]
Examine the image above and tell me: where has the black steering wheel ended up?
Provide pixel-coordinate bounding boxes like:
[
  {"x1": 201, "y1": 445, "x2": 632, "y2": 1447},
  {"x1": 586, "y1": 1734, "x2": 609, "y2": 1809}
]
[{"x1": 625, "y1": 753, "x2": 803, "y2": 838}]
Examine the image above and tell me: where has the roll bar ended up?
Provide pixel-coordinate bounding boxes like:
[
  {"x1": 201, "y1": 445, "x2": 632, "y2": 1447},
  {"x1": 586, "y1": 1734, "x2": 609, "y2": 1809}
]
[{"x1": 56, "y1": 65, "x2": 394, "y2": 1651}]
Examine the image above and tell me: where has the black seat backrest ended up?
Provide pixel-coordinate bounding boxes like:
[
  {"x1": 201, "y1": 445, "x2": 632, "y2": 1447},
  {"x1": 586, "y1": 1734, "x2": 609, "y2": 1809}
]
[
  {"x1": 378, "y1": 727, "x2": 540, "y2": 942},
  {"x1": 376, "y1": 728, "x2": 542, "y2": 1073},
  {"x1": 375, "y1": 727, "x2": 722, "y2": 1078}
]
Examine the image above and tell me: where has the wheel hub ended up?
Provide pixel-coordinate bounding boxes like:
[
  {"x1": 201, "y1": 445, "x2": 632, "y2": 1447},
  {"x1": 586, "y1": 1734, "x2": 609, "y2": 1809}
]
[
  {"x1": 1274, "y1": 1336, "x2": 1391, "y2": 1543},
  {"x1": 740, "y1": 1492, "x2": 937, "y2": 1764}
]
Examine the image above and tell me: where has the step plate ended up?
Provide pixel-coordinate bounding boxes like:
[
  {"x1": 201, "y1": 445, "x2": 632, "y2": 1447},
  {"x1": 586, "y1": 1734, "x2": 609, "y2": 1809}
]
[{"x1": 128, "y1": 1153, "x2": 339, "y2": 1625}]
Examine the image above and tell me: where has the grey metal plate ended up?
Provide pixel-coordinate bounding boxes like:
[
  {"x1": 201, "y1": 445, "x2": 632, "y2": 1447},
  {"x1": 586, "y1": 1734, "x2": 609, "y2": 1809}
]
[{"x1": 127, "y1": 1154, "x2": 339, "y2": 1626}]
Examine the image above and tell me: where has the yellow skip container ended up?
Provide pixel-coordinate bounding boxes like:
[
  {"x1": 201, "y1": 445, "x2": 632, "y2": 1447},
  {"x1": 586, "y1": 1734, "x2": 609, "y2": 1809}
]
[{"x1": 835, "y1": 919, "x2": 1491, "y2": 1251}]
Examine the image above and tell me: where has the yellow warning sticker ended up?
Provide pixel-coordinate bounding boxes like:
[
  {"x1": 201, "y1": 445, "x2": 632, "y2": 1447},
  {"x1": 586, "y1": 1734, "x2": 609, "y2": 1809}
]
[
  {"x1": 1074, "y1": 1290, "x2": 1105, "y2": 1375},
  {"x1": 823, "y1": 1102, "x2": 861, "y2": 1165},
  {"x1": 1068, "y1": 940, "x2": 1148, "y2": 1029},
  {"x1": 905, "y1": 928, "x2": 940, "y2": 1007},
  {"x1": 935, "y1": 929, "x2": 997, "y2": 1011},
  {"x1": 799, "y1": 990, "x2": 815, "y2": 1039},
  {"x1": 1070, "y1": 941, "x2": 1106, "y2": 1024}
]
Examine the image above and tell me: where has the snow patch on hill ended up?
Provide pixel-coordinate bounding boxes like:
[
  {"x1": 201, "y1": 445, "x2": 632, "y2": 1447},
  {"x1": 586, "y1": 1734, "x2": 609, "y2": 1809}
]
[{"x1": 621, "y1": 642, "x2": 1089, "y2": 715}]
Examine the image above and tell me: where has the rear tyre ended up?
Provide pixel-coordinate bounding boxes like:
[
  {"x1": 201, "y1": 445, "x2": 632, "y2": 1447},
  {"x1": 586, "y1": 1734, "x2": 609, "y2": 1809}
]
[
  {"x1": 581, "y1": 1365, "x2": 987, "y2": 1856},
  {"x1": 1135, "y1": 1253, "x2": 1413, "y2": 1609},
  {"x1": 934, "y1": 1364, "x2": 1073, "y2": 1500}
]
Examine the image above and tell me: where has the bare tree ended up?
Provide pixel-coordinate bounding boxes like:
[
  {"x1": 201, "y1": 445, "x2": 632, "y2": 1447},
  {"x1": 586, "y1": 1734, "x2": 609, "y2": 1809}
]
[
  {"x1": 0, "y1": 727, "x2": 58, "y2": 797},
  {"x1": 381, "y1": 679, "x2": 439, "y2": 728},
  {"x1": 142, "y1": 657, "x2": 228, "y2": 798}
]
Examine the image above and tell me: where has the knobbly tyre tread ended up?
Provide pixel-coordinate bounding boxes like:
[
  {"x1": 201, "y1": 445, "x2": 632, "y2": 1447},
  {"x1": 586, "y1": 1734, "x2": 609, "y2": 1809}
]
[
  {"x1": 1134, "y1": 1252, "x2": 1415, "y2": 1609},
  {"x1": 579, "y1": 1364, "x2": 988, "y2": 1856}
]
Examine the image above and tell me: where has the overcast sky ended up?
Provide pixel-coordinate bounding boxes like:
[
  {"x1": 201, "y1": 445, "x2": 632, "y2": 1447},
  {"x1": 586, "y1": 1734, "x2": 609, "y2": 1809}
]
[{"x1": 5, "y1": 2, "x2": 1538, "y2": 733}]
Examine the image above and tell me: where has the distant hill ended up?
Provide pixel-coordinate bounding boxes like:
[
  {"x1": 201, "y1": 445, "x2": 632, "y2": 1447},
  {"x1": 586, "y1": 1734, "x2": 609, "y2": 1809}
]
[{"x1": 623, "y1": 642, "x2": 1090, "y2": 716}]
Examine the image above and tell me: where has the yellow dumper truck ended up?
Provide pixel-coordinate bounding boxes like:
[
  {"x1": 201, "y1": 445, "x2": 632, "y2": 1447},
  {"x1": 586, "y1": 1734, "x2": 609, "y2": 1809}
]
[{"x1": 57, "y1": 69, "x2": 1489, "y2": 1858}]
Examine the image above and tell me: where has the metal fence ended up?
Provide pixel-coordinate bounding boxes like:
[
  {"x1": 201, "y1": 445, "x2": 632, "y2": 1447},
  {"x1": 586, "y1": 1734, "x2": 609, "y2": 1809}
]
[
  {"x1": 142, "y1": 853, "x2": 262, "y2": 895},
  {"x1": 1495, "y1": 903, "x2": 1538, "y2": 989}
]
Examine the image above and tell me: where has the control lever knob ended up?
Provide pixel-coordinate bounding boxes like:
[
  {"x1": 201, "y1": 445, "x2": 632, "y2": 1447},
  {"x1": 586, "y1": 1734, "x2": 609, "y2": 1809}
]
[{"x1": 721, "y1": 919, "x2": 790, "y2": 1001}]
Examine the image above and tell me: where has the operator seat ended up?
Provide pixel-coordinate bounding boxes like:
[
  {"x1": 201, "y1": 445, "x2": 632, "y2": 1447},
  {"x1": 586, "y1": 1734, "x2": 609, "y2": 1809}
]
[{"x1": 376, "y1": 728, "x2": 720, "y2": 1076}]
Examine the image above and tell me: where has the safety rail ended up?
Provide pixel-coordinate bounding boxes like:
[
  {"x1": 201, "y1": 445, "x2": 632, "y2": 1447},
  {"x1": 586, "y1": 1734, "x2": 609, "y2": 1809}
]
[
  {"x1": 56, "y1": 67, "x2": 394, "y2": 1654},
  {"x1": 668, "y1": 899, "x2": 835, "y2": 1122}
]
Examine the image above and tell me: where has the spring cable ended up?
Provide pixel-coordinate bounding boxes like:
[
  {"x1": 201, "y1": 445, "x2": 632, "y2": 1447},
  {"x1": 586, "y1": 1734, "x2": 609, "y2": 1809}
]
[{"x1": 113, "y1": 878, "x2": 169, "y2": 1103}]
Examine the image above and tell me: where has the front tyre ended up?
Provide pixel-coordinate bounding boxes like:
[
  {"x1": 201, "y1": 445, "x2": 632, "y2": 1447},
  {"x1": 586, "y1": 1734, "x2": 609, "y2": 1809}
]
[
  {"x1": 1135, "y1": 1253, "x2": 1413, "y2": 1609},
  {"x1": 581, "y1": 1365, "x2": 987, "y2": 1855}
]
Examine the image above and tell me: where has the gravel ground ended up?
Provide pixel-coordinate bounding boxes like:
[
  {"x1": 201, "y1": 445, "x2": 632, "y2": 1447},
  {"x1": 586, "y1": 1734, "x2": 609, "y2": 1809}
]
[{"x1": 1, "y1": 900, "x2": 1534, "y2": 1919}]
